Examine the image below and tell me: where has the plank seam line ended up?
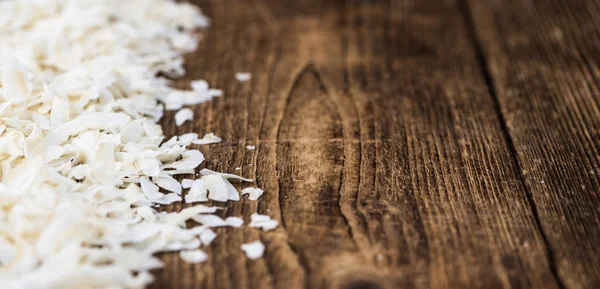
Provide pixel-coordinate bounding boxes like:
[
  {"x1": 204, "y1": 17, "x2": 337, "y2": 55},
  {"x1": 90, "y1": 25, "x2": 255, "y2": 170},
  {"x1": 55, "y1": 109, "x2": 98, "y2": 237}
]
[{"x1": 456, "y1": 1, "x2": 566, "y2": 288}]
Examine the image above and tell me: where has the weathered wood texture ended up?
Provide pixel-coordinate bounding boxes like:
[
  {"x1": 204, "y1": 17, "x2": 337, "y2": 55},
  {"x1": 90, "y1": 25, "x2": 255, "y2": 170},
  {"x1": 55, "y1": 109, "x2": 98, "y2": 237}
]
[
  {"x1": 151, "y1": 0, "x2": 600, "y2": 288},
  {"x1": 468, "y1": 0, "x2": 600, "y2": 288}
]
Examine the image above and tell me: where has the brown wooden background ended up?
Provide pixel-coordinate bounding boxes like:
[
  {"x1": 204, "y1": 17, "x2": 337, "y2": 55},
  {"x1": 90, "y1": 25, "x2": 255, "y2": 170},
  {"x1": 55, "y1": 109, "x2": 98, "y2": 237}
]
[{"x1": 154, "y1": 0, "x2": 600, "y2": 288}]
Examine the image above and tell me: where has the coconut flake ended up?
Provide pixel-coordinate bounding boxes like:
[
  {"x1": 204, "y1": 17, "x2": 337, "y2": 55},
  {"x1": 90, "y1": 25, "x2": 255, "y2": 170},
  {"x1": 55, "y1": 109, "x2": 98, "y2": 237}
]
[
  {"x1": 164, "y1": 149, "x2": 205, "y2": 171},
  {"x1": 199, "y1": 229, "x2": 217, "y2": 246},
  {"x1": 241, "y1": 241, "x2": 265, "y2": 260},
  {"x1": 175, "y1": 108, "x2": 194, "y2": 126},
  {"x1": 181, "y1": 179, "x2": 195, "y2": 189},
  {"x1": 202, "y1": 174, "x2": 230, "y2": 202},
  {"x1": 225, "y1": 217, "x2": 244, "y2": 228},
  {"x1": 180, "y1": 250, "x2": 208, "y2": 264},
  {"x1": 225, "y1": 180, "x2": 240, "y2": 201},
  {"x1": 47, "y1": 113, "x2": 131, "y2": 144},
  {"x1": 241, "y1": 187, "x2": 264, "y2": 201},
  {"x1": 192, "y1": 133, "x2": 222, "y2": 145},
  {"x1": 178, "y1": 133, "x2": 199, "y2": 144},
  {"x1": 0, "y1": 0, "x2": 266, "y2": 287},
  {"x1": 245, "y1": 145, "x2": 256, "y2": 150},
  {"x1": 249, "y1": 213, "x2": 279, "y2": 231},
  {"x1": 186, "y1": 179, "x2": 208, "y2": 203},
  {"x1": 200, "y1": 168, "x2": 253, "y2": 182},
  {"x1": 155, "y1": 175, "x2": 182, "y2": 195},
  {"x1": 192, "y1": 214, "x2": 228, "y2": 227},
  {"x1": 235, "y1": 73, "x2": 252, "y2": 82}
]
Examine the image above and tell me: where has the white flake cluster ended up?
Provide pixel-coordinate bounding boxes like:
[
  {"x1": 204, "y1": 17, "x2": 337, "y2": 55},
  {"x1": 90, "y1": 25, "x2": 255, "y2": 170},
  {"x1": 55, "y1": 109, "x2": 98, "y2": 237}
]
[{"x1": 0, "y1": 0, "x2": 274, "y2": 288}]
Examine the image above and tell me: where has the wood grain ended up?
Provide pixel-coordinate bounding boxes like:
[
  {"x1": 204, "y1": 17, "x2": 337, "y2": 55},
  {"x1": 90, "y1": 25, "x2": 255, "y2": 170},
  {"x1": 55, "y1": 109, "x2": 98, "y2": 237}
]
[
  {"x1": 148, "y1": 0, "x2": 600, "y2": 288},
  {"x1": 467, "y1": 0, "x2": 600, "y2": 288}
]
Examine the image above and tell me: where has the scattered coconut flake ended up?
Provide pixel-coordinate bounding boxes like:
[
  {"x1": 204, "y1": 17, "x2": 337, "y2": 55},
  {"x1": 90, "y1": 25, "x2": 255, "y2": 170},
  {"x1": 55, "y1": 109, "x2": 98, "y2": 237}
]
[
  {"x1": 235, "y1": 72, "x2": 252, "y2": 82},
  {"x1": 241, "y1": 241, "x2": 265, "y2": 260},
  {"x1": 235, "y1": 167, "x2": 242, "y2": 170},
  {"x1": 246, "y1": 145, "x2": 256, "y2": 150},
  {"x1": 0, "y1": 0, "x2": 264, "y2": 287},
  {"x1": 225, "y1": 217, "x2": 244, "y2": 228},
  {"x1": 241, "y1": 187, "x2": 264, "y2": 201},
  {"x1": 191, "y1": 80, "x2": 223, "y2": 97},
  {"x1": 200, "y1": 168, "x2": 253, "y2": 182},
  {"x1": 179, "y1": 133, "x2": 199, "y2": 144},
  {"x1": 249, "y1": 213, "x2": 279, "y2": 231},
  {"x1": 192, "y1": 133, "x2": 222, "y2": 145},
  {"x1": 180, "y1": 250, "x2": 208, "y2": 264},
  {"x1": 175, "y1": 108, "x2": 194, "y2": 126}
]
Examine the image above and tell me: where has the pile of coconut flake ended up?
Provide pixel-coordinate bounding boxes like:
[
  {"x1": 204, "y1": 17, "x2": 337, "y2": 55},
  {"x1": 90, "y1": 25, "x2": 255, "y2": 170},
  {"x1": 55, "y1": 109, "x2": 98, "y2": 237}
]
[{"x1": 0, "y1": 0, "x2": 275, "y2": 288}]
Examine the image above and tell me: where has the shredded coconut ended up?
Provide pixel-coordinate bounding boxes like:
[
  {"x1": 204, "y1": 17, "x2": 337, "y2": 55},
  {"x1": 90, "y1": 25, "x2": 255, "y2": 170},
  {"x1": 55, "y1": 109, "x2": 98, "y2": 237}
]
[
  {"x1": 241, "y1": 241, "x2": 265, "y2": 260},
  {"x1": 0, "y1": 0, "x2": 279, "y2": 288},
  {"x1": 0, "y1": 0, "x2": 278, "y2": 287}
]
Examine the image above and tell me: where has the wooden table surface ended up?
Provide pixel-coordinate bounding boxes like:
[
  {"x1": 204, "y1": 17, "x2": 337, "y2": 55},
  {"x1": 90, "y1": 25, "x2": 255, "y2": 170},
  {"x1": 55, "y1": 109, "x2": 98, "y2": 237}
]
[{"x1": 153, "y1": 0, "x2": 600, "y2": 288}]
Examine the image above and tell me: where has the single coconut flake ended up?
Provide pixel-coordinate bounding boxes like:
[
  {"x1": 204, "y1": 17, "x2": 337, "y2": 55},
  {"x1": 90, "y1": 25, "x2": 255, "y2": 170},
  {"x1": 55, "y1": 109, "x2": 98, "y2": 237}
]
[
  {"x1": 180, "y1": 249, "x2": 208, "y2": 264},
  {"x1": 203, "y1": 174, "x2": 229, "y2": 202},
  {"x1": 155, "y1": 175, "x2": 183, "y2": 195},
  {"x1": 164, "y1": 150, "x2": 205, "y2": 171},
  {"x1": 241, "y1": 187, "x2": 264, "y2": 201},
  {"x1": 224, "y1": 179, "x2": 241, "y2": 201},
  {"x1": 245, "y1": 145, "x2": 256, "y2": 150},
  {"x1": 249, "y1": 213, "x2": 279, "y2": 231},
  {"x1": 199, "y1": 229, "x2": 217, "y2": 246},
  {"x1": 235, "y1": 72, "x2": 252, "y2": 82},
  {"x1": 186, "y1": 179, "x2": 209, "y2": 203},
  {"x1": 200, "y1": 168, "x2": 253, "y2": 182},
  {"x1": 192, "y1": 133, "x2": 222, "y2": 145},
  {"x1": 175, "y1": 108, "x2": 194, "y2": 126},
  {"x1": 225, "y1": 217, "x2": 244, "y2": 228},
  {"x1": 241, "y1": 241, "x2": 265, "y2": 260}
]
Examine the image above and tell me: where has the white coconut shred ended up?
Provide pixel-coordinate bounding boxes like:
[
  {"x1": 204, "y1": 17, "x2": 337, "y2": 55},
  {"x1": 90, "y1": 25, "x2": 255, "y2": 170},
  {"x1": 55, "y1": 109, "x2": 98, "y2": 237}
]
[{"x1": 0, "y1": 0, "x2": 275, "y2": 288}]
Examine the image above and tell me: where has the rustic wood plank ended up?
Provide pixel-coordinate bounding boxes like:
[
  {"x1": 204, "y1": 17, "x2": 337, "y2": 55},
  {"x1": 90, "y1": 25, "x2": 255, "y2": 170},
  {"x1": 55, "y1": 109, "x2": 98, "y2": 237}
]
[
  {"x1": 466, "y1": 0, "x2": 600, "y2": 288},
  {"x1": 150, "y1": 0, "x2": 569, "y2": 288},
  {"x1": 341, "y1": 1, "x2": 559, "y2": 288}
]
